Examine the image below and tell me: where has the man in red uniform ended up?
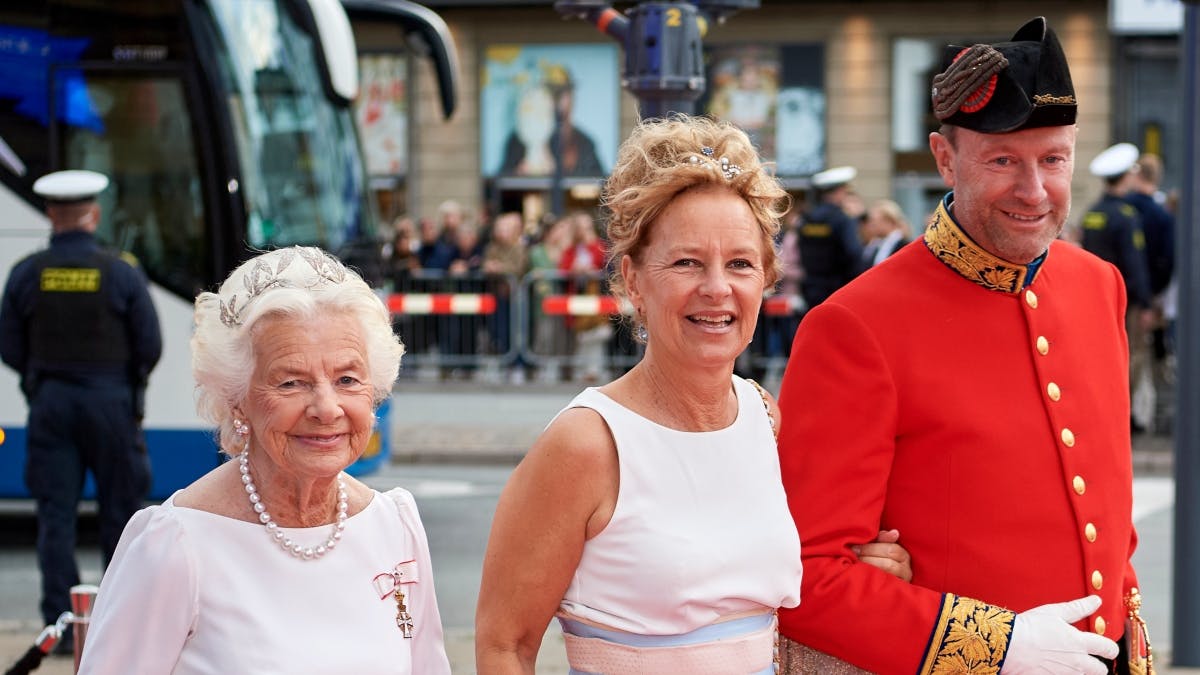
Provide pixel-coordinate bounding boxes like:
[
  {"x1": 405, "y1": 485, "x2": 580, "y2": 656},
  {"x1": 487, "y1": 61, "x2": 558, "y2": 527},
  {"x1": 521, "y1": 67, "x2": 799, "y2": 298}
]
[{"x1": 777, "y1": 16, "x2": 1152, "y2": 675}]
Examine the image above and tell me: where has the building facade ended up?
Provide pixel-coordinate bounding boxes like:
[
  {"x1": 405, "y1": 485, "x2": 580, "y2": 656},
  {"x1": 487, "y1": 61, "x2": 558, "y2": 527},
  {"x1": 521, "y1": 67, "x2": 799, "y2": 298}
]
[{"x1": 352, "y1": 1, "x2": 1179, "y2": 239}]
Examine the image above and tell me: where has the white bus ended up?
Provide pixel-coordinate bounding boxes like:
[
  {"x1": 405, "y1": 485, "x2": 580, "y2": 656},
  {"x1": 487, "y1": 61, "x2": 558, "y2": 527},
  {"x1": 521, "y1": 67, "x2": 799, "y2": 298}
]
[{"x1": 0, "y1": 0, "x2": 457, "y2": 498}]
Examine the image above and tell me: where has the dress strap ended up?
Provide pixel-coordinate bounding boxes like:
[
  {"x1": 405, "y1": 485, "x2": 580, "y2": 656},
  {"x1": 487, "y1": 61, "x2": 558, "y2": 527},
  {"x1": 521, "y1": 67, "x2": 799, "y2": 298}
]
[{"x1": 745, "y1": 378, "x2": 777, "y2": 441}]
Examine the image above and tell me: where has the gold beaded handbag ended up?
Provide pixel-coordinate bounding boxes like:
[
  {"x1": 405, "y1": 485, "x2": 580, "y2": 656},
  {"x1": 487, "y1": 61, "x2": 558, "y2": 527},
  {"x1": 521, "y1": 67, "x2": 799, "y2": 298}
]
[{"x1": 777, "y1": 636, "x2": 873, "y2": 675}]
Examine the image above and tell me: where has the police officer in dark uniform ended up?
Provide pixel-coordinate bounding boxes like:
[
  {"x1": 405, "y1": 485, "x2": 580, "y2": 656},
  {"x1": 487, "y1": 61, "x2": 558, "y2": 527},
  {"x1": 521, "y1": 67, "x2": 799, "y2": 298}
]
[
  {"x1": 0, "y1": 170, "x2": 162, "y2": 647},
  {"x1": 1125, "y1": 152, "x2": 1176, "y2": 433},
  {"x1": 1081, "y1": 144, "x2": 1154, "y2": 432},
  {"x1": 1081, "y1": 143, "x2": 1153, "y2": 309},
  {"x1": 798, "y1": 165, "x2": 864, "y2": 309}
]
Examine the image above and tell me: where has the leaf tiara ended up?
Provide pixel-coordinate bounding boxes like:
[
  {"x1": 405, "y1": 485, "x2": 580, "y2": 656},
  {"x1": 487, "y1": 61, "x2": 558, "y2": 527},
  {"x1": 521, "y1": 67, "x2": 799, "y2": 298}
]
[
  {"x1": 217, "y1": 248, "x2": 347, "y2": 328},
  {"x1": 687, "y1": 146, "x2": 743, "y2": 180}
]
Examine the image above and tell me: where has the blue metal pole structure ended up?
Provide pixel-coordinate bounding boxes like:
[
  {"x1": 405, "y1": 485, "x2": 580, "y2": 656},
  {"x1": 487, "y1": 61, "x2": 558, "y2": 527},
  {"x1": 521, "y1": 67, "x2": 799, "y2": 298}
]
[
  {"x1": 1174, "y1": 0, "x2": 1200, "y2": 666},
  {"x1": 553, "y1": 1, "x2": 758, "y2": 118}
]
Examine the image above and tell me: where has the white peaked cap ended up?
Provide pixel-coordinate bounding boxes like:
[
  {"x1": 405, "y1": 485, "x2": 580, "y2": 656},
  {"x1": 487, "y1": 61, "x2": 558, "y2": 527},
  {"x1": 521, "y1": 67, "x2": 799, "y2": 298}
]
[
  {"x1": 32, "y1": 170, "x2": 109, "y2": 203},
  {"x1": 811, "y1": 165, "x2": 857, "y2": 189},
  {"x1": 1088, "y1": 143, "x2": 1139, "y2": 178}
]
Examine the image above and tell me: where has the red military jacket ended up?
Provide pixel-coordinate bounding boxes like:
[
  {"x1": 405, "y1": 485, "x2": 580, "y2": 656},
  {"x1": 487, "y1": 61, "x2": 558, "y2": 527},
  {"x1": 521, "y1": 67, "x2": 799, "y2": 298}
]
[{"x1": 777, "y1": 201, "x2": 1141, "y2": 673}]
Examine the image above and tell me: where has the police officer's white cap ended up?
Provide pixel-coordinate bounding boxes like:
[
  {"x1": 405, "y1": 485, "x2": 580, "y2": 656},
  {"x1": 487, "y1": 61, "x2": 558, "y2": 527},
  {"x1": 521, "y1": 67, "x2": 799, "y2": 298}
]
[
  {"x1": 1088, "y1": 143, "x2": 1139, "y2": 178},
  {"x1": 811, "y1": 166, "x2": 857, "y2": 189},
  {"x1": 33, "y1": 170, "x2": 109, "y2": 203}
]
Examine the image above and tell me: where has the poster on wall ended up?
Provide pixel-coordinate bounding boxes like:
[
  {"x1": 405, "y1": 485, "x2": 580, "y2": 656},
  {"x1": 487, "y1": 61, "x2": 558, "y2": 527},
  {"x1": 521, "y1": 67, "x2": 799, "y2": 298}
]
[
  {"x1": 481, "y1": 43, "x2": 618, "y2": 178},
  {"x1": 355, "y1": 53, "x2": 408, "y2": 176},
  {"x1": 703, "y1": 44, "x2": 825, "y2": 176}
]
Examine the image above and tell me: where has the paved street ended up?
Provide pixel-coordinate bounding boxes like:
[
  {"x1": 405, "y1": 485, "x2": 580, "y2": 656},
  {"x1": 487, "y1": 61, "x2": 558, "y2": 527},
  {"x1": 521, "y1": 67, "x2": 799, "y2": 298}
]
[{"x1": 0, "y1": 383, "x2": 1195, "y2": 673}]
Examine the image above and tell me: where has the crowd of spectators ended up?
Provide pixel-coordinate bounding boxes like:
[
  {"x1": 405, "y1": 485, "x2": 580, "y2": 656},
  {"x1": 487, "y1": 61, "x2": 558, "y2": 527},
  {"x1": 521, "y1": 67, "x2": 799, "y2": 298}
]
[{"x1": 379, "y1": 201, "x2": 622, "y2": 383}]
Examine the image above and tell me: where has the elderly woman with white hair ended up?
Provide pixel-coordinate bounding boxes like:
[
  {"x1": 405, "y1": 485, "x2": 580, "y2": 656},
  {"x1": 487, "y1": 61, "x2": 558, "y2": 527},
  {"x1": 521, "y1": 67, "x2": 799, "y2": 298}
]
[{"x1": 78, "y1": 247, "x2": 450, "y2": 674}]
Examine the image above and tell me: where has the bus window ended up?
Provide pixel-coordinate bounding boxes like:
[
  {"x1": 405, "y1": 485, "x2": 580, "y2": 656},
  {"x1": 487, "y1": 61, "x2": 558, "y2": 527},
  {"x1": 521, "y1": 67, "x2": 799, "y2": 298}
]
[
  {"x1": 205, "y1": 0, "x2": 373, "y2": 255},
  {"x1": 52, "y1": 72, "x2": 207, "y2": 298}
]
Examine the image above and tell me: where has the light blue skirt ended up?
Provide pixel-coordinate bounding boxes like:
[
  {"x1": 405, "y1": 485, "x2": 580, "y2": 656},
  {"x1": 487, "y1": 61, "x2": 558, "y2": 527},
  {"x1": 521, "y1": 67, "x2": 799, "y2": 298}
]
[{"x1": 558, "y1": 612, "x2": 776, "y2": 675}]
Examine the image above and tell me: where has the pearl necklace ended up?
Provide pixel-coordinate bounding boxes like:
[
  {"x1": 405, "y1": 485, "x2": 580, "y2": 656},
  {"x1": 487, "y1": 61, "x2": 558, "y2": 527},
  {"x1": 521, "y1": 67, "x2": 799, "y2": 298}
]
[{"x1": 238, "y1": 449, "x2": 348, "y2": 560}]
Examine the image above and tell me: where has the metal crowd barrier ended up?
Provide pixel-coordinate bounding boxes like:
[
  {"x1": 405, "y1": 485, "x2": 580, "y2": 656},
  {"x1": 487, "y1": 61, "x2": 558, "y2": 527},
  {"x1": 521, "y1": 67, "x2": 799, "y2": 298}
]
[
  {"x1": 385, "y1": 269, "x2": 807, "y2": 383},
  {"x1": 387, "y1": 271, "x2": 518, "y2": 379}
]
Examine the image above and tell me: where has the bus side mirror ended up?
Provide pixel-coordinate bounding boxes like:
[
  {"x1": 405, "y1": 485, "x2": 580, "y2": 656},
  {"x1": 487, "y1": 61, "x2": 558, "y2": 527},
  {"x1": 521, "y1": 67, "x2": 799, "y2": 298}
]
[{"x1": 342, "y1": 0, "x2": 461, "y2": 120}]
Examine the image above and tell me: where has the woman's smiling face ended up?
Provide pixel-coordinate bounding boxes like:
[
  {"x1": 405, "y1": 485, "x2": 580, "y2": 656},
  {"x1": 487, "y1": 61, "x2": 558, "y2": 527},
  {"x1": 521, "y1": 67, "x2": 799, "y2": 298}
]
[
  {"x1": 623, "y1": 185, "x2": 768, "y2": 370},
  {"x1": 237, "y1": 311, "x2": 376, "y2": 483}
]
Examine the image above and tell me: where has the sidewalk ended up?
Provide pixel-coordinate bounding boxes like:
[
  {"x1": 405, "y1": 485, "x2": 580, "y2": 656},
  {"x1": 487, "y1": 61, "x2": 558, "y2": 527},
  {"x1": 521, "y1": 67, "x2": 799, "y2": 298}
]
[
  {"x1": 0, "y1": 625, "x2": 572, "y2": 675},
  {"x1": 387, "y1": 380, "x2": 1179, "y2": 474},
  {"x1": 3, "y1": 627, "x2": 1198, "y2": 674}
]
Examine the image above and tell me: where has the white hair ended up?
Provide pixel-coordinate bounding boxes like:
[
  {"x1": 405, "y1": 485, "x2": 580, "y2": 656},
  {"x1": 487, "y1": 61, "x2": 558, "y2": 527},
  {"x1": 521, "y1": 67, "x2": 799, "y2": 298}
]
[{"x1": 191, "y1": 247, "x2": 404, "y2": 454}]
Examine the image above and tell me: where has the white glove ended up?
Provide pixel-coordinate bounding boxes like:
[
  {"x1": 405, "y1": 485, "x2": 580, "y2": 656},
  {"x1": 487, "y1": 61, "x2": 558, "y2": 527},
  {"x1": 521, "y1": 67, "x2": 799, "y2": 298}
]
[{"x1": 1001, "y1": 595, "x2": 1120, "y2": 675}]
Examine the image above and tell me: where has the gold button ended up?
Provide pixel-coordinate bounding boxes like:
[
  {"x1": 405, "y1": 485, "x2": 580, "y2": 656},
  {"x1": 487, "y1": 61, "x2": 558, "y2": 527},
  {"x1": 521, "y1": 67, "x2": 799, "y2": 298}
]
[
  {"x1": 1095, "y1": 616, "x2": 1106, "y2": 635},
  {"x1": 1047, "y1": 382, "x2": 1061, "y2": 401},
  {"x1": 1085, "y1": 523, "x2": 1097, "y2": 542},
  {"x1": 1073, "y1": 475, "x2": 1086, "y2": 495},
  {"x1": 1025, "y1": 289, "x2": 1038, "y2": 308},
  {"x1": 1061, "y1": 428, "x2": 1075, "y2": 447},
  {"x1": 1036, "y1": 336, "x2": 1049, "y2": 355},
  {"x1": 1092, "y1": 570, "x2": 1103, "y2": 590}
]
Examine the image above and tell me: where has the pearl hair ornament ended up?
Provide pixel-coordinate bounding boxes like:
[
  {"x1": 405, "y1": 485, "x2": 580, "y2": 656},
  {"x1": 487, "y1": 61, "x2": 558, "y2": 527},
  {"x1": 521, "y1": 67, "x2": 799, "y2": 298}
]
[
  {"x1": 687, "y1": 146, "x2": 743, "y2": 180},
  {"x1": 239, "y1": 445, "x2": 348, "y2": 561}
]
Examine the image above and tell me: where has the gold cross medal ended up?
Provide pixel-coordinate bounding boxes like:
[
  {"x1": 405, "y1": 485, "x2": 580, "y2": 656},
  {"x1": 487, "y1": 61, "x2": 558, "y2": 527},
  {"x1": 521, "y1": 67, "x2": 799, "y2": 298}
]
[
  {"x1": 372, "y1": 559, "x2": 419, "y2": 638},
  {"x1": 394, "y1": 586, "x2": 414, "y2": 638}
]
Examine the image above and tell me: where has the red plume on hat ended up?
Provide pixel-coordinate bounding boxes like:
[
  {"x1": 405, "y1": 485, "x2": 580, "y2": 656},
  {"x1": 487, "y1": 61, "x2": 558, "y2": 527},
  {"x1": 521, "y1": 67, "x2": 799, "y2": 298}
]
[{"x1": 932, "y1": 17, "x2": 1076, "y2": 134}]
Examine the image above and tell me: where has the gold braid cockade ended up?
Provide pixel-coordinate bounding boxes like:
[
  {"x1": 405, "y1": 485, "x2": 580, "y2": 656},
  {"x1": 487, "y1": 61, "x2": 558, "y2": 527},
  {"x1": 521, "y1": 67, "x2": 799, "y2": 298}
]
[
  {"x1": 923, "y1": 203, "x2": 1029, "y2": 294},
  {"x1": 218, "y1": 248, "x2": 346, "y2": 327},
  {"x1": 931, "y1": 44, "x2": 1009, "y2": 121}
]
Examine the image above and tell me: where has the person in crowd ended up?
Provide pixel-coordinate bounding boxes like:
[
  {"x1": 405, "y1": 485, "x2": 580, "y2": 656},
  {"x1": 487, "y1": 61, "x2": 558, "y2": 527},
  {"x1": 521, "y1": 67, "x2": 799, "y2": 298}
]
[
  {"x1": 559, "y1": 211, "x2": 610, "y2": 383},
  {"x1": 411, "y1": 206, "x2": 460, "y2": 360},
  {"x1": 777, "y1": 17, "x2": 1151, "y2": 674},
  {"x1": 1082, "y1": 142, "x2": 1155, "y2": 434},
  {"x1": 448, "y1": 220, "x2": 485, "y2": 277},
  {"x1": 1125, "y1": 152, "x2": 1176, "y2": 433},
  {"x1": 482, "y1": 212, "x2": 530, "y2": 379},
  {"x1": 441, "y1": 219, "x2": 486, "y2": 375},
  {"x1": 0, "y1": 170, "x2": 162, "y2": 654},
  {"x1": 385, "y1": 215, "x2": 420, "y2": 285},
  {"x1": 417, "y1": 203, "x2": 459, "y2": 272},
  {"x1": 762, "y1": 206, "x2": 804, "y2": 365},
  {"x1": 1126, "y1": 154, "x2": 1175, "y2": 300},
  {"x1": 797, "y1": 165, "x2": 863, "y2": 309},
  {"x1": 859, "y1": 198, "x2": 912, "y2": 270},
  {"x1": 475, "y1": 115, "x2": 911, "y2": 675},
  {"x1": 78, "y1": 247, "x2": 450, "y2": 674},
  {"x1": 384, "y1": 216, "x2": 420, "y2": 366},
  {"x1": 527, "y1": 215, "x2": 573, "y2": 382}
]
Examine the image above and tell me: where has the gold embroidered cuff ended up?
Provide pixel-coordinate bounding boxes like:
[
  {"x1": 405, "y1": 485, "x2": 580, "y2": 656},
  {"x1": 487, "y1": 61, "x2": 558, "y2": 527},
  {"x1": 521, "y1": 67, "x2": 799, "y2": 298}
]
[
  {"x1": 918, "y1": 594, "x2": 1015, "y2": 675},
  {"x1": 923, "y1": 201, "x2": 1030, "y2": 294}
]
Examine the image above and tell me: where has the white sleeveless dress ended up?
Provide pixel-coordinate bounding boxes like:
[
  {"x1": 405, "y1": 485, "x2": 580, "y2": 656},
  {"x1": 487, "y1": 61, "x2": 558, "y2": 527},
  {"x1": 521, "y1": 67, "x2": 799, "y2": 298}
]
[{"x1": 556, "y1": 375, "x2": 802, "y2": 674}]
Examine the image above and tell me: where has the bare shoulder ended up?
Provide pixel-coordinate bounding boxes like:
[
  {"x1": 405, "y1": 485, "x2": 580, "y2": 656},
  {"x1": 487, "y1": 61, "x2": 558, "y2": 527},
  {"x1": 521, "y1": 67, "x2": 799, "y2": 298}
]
[
  {"x1": 509, "y1": 405, "x2": 619, "y2": 537},
  {"x1": 536, "y1": 406, "x2": 617, "y2": 466},
  {"x1": 173, "y1": 460, "x2": 247, "y2": 519},
  {"x1": 342, "y1": 475, "x2": 379, "y2": 516}
]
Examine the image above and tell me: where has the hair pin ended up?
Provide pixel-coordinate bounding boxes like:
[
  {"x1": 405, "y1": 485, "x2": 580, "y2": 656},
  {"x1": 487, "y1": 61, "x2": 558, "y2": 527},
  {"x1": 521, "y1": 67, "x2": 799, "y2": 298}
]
[{"x1": 686, "y1": 147, "x2": 742, "y2": 180}]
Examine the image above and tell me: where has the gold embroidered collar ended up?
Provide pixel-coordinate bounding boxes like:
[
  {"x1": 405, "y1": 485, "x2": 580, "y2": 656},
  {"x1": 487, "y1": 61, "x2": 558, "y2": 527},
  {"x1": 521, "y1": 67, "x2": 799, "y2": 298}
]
[{"x1": 923, "y1": 200, "x2": 1039, "y2": 295}]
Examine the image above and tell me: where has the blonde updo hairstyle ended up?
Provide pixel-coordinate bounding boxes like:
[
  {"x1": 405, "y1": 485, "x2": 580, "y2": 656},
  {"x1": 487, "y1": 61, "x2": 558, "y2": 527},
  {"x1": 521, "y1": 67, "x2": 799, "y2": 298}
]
[
  {"x1": 191, "y1": 246, "x2": 405, "y2": 454},
  {"x1": 604, "y1": 115, "x2": 789, "y2": 323}
]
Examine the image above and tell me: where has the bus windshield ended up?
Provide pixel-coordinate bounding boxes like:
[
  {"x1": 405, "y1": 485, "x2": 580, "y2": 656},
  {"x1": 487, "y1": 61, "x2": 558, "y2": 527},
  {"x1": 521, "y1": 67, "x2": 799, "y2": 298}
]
[{"x1": 206, "y1": 0, "x2": 373, "y2": 253}]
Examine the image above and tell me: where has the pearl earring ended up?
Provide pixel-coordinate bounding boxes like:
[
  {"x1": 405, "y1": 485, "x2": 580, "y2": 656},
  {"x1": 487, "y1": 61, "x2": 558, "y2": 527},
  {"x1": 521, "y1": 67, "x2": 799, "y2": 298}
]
[{"x1": 234, "y1": 419, "x2": 250, "y2": 436}]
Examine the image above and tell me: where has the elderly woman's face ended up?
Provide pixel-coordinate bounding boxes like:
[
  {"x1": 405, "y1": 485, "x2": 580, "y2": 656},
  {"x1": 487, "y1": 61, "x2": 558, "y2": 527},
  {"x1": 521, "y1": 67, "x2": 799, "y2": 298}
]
[
  {"x1": 623, "y1": 186, "x2": 766, "y2": 370},
  {"x1": 237, "y1": 311, "x2": 375, "y2": 482}
]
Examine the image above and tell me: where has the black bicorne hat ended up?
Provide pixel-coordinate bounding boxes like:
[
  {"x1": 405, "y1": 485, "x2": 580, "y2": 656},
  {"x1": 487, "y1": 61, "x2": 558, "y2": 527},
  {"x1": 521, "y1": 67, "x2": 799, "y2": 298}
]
[{"x1": 932, "y1": 17, "x2": 1075, "y2": 133}]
